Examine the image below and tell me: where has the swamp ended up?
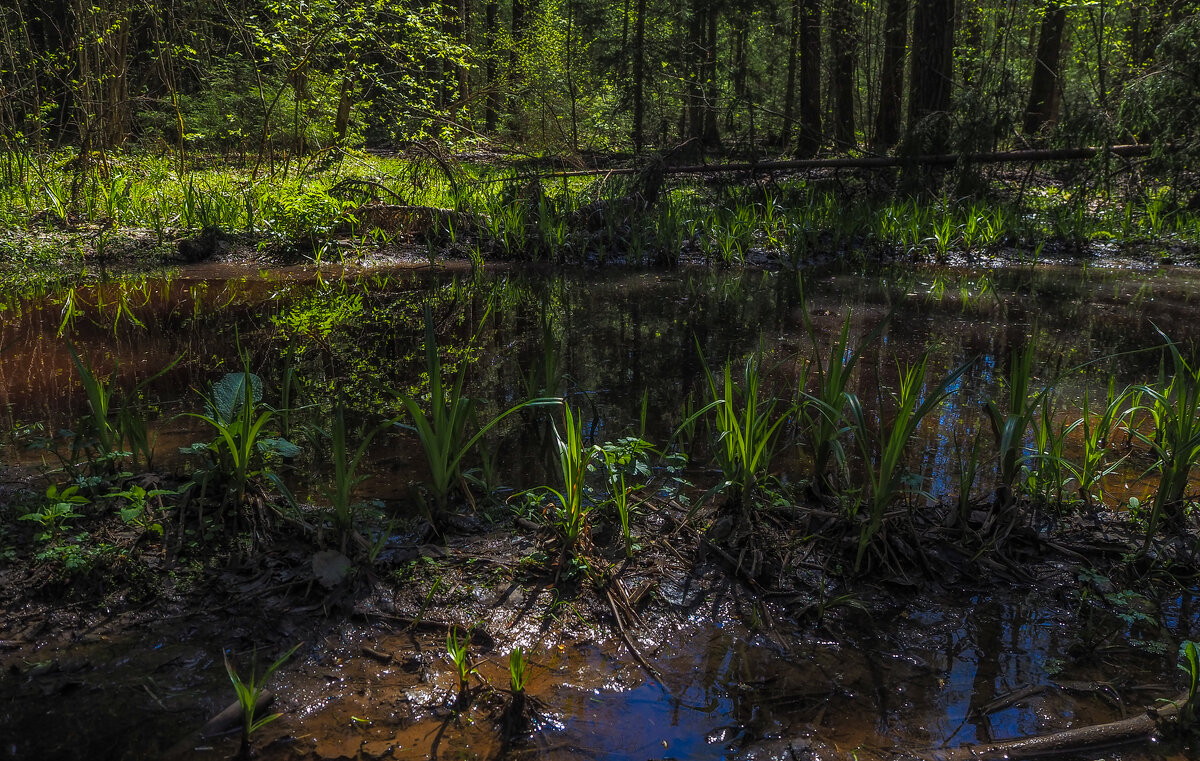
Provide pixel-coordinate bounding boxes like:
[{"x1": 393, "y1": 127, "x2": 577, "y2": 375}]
[{"x1": 3, "y1": 2, "x2": 1200, "y2": 760}]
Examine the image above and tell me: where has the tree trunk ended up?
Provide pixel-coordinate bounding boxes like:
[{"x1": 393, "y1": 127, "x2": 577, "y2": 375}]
[
  {"x1": 906, "y1": 0, "x2": 954, "y2": 153},
  {"x1": 485, "y1": 0, "x2": 499, "y2": 132},
  {"x1": 632, "y1": 0, "x2": 647, "y2": 153},
  {"x1": 830, "y1": 0, "x2": 857, "y2": 148},
  {"x1": 796, "y1": 0, "x2": 822, "y2": 156},
  {"x1": 873, "y1": 0, "x2": 907, "y2": 149},
  {"x1": 782, "y1": 0, "x2": 800, "y2": 147},
  {"x1": 704, "y1": 7, "x2": 720, "y2": 146},
  {"x1": 1023, "y1": 1, "x2": 1068, "y2": 137}
]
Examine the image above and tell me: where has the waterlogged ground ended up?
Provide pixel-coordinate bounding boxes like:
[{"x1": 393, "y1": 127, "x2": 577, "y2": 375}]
[{"x1": 3, "y1": 259, "x2": 1200, "y2": 760}]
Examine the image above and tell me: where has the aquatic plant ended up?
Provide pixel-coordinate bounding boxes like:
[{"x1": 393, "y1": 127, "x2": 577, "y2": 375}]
[
  {"x1": 186, "y1": 354, "x2": 299, "y2": 507},
  {"x1": 396, "y1": 306, "x2": 558, "y2": 516},
  {"x1": 847, "y1": 353, "x2": 974, "y2": 571},
  {"x1": 508, "y1": 646, "x2": 530, "y2": 694},
  {"x1": 1063, "y1": 379, "x2": 1131, "y2": 508},
  {"x1": 322, "y1": 406, "x2": 391, "y2": 554},
  {"x1": 984, "y1": 340, "x2": 1050, "y2": 510},
  {"x1": 697, "y1": 345, "x2": 791, "y2": 512},
  {"x1": 543, "y1": 401, "x2": 594, "y2": 562},
  {"x1": 446, "y1": 625, "x2": 472, "y2": 693},
  {"x1": 1132, "y1": 329, "x2": 1200, "y2": 542},
  {"x1": 224, "y1": 643, "x2": 301, "y2": 760},
  {"x1": 796, "y1": 306, "x2": 889, "y2": 497}
]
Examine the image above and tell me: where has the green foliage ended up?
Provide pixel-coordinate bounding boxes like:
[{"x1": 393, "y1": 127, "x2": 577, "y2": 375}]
[
  {"x1": 322, "y1": 406, "x2": 391, "y2": 554},
  {"x1": 847, "y1": 353, "x2": 975, "y2": 572},
  {"x1": 396, "y1": 306, "x2": 558, "y2": 515},
  {"x1": 1132, "y1": 328, "x2": 1200, "y2": 543},
  {"x1": 446, "y1": 626, "x2": 472, "y2": 691},
  {"x1": 796, "y1": 303, "x2": 889, "y2": 496},
  {"x1": 1181, "y1": 640, "x2": 1199, "y2": 725},
  {"x1": 224, "y1": 643, "x2": 301, "y2": 757},
  {"x1": 696, "y1": 346, "x2": 791, "y2": 512},
  {"x1": 544, "y1": 401, "x2": 593, "y2": 561},
  {"x1": 20, "y1": 485, "x2": 89, "y2": 541},
  {"x1": 508, "y1": 647, "x2": 530, "y2": 694},
  {"x1": 185, "y1": 354, "x2": 299, "y2": 507},
  {"x1": 983, "y1": 340, "x2": 1050, "y2": 507},
  {"x1": 593, "y1": 436, "x2": 656, "y2": 558},
  {"x1": 106, "y1": 483, "x2": 177, "y2": 537}
]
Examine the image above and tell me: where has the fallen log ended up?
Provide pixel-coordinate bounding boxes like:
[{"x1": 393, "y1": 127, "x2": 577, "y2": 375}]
[
  {"x1": 545, "y1": 144, "x2": 1154, "y2": 179},
  {"x1": 922, "y1": 693, "x2": 1189, "y2": 761}
]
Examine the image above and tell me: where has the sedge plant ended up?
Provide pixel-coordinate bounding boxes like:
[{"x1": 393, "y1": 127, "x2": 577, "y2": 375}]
[
  {"x1": 796, "y1": 300, "x2": 890, "y2": 497},
  {"x1": 847, "y1": 353, "x2": 975, "y2": 572},
  {"x1": 397, "y1": 306, "x2": 558, "y2": 517},
  {"x1": 224, "y1": 642, "x2": 301, "y2": 760},
  {"x1": 696, "y1": 343, "x2": 792, "y2": 513},
  {"x1": 1133, "y1": 329, "x2": 1200, "y2": 544}
]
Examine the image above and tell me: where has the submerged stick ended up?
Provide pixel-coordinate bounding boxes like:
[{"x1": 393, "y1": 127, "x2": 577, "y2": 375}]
[
  {"x1": 923, "y1": 694, "x2": 1187, "y2": 761},
  {"x1": 200, "y1": 690, "x2": 274, "y2": 738}
]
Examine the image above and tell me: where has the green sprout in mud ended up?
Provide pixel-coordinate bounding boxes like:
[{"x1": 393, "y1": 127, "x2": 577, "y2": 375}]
[
  {"x1": 446, "y1": 626, "x2": 473, "y2": 693},
  {"x1": 224, "y1": 642, "x2": 300, "y2": 760},
  {"x1": 508, "y1": 647, "x2": 530, "y2": 694}
]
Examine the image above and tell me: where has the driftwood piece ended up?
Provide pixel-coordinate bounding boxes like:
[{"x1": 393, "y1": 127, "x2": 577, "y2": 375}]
[
  {"x1": 922, "y1": 694, "x2": 1188, "y2": 761},
  {"x1": 199, "y1": 690, "x2": 274, "y2": 737}
]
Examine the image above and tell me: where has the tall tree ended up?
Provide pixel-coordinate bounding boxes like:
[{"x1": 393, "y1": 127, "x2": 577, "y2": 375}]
[
  {"x1": 795, "y1": 0, "x2": 821, "y2": 156},
  {"x1": 872, "y1": 0, "x2": 907, "y2": 149},
  {"x1": 1023, "y1": 1, "x2": 1069, "y2": 137},
  {"x1": 906, "y1": 0, "x2": 954, "y2": 153},
  {"x1": 829, "y1": 0, "x2": 857, "y2": 148},
  {"x1": 631, "y1": 0, "x2": 647, "y2": 152}
]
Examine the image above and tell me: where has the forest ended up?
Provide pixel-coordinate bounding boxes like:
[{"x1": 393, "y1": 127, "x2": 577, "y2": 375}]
[{"x1": 3, "y1": 3, "x2": 1200, "y2": 761}]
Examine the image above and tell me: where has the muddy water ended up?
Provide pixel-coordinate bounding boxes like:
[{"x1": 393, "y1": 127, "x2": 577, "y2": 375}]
[
  {"x1": 4, "y1": 260, "x2": 1200, "y2": 760},
  {"x1": 3, "y1": 574, "x2": 1196, "y2": 761}
]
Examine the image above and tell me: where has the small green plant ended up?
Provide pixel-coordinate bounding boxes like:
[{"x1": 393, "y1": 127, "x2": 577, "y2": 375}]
[
  {"x1": 322, "y1": 406, "x2": 391, "y2": 554},
  {"x1": 397, "y1": 306, "x2": 558, "y2": 516},
  {"x1": 1180, "y1": 640, "x2": 1199, "y2": 725},
  {"x1": 186, "y1": 360, "x2": 299, "y2": 507},
  {"x1": 544, "y1": 401, "x2": 594, "y2": 563},
  {"x1": 847, "y1": 353, "x2": 974, "y2": 571},
  {"x1": 224, "y1": 643, "x2": 301, "y2": 760},
  {"x1": 20, "y1": 484, "x2": 89, "y2": 541},
  {"x1": 594, "y1": 436, "x2": 655, "y2": 558},
  {"x1": 984, "y1": 340, "x2": 1050, "y2": 509},
  {"x1": 797, "y1": 304, "x2": 890, "y2": 496},
  {"x1": 1063, "y1": 379, "x2": 1131, "y2": 508},
  {"x1": 696, "y1": 344, "x2": 792, "y2": 512},
  {"x1": 106, "y1": 483, "x2": 177, "y2": 536},
  {"x1": 446, "y1": 625, "x2": 472, "y2": 693},
  {"x1": 1133, "y1": 329, "x2": 1200, "y2": 544},
  {"x1": 508, "y1": 646, "x2": 530, "y2": 694}
]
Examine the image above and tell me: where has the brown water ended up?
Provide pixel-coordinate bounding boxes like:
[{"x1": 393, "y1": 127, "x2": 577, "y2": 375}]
[{"x1": 3, "y1": 260, "x2": 1200, "y2": 760}]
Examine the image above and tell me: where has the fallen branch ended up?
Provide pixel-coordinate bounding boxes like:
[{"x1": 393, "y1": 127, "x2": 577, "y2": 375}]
[
  {"x1": 922, "y1": 693, "x2": 1188, "y2": 761},
  {"x1": 545, "y1": 144, "x2": 1155, "y2": 179}
]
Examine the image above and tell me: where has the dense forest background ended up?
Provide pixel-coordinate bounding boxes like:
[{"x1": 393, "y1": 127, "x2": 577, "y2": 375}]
[{"x1": 1, "y1": 0, "x2": 1197, "y2": 167}]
